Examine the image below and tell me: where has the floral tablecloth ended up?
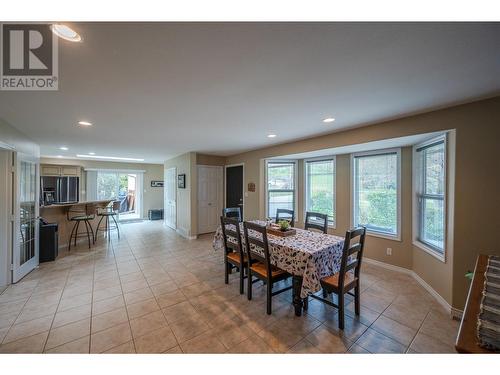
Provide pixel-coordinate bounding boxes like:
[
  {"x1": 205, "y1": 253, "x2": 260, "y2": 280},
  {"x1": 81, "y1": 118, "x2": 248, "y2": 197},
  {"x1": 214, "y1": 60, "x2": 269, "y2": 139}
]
[{"x1": 213, "y1": 220, "x2": 345, "y2": 298}]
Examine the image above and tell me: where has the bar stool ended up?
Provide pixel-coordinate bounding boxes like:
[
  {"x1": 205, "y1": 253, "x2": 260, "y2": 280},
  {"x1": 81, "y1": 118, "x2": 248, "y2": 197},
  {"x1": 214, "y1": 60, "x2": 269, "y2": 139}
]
[
  {"x1": 67, "y1": 204, "x2": 96, "y2": 251},
  {"x1": 95, "y1": 201, "x2": 121, "y2": 241}
]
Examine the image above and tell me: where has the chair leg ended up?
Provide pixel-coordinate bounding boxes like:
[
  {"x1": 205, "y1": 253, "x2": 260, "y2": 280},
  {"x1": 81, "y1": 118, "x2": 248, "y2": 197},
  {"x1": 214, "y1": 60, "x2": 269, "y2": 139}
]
[
  {"x1": 266, "y1": 280, "x2": 272, "y2": 315},
  {"x1": 107, "y1": 216, "x2": 111, "y2": 241},
  {"x1": 83, "y1": 220, "x2": 91, "y2": 249},
  {"x1": 354, "y1": 284, "x2": 360, "y2": 315},
  {"x1": 338, "y1": 293, "x2": 345, "y2": 330},
  {"x1": 247, "y1": 271, "x2": 252, "y2": 300},
  {"x1": 74, "y1": 221, "x2": 80, "y2": 247},
  {"x1": 303, "y1": 296, "x2": 309, "y2": 310},
  {"x1": 111, "y1": 214, "x2": 120, "y2": 239},
  {"x1": 322, "y1": 289, "x2": 328, "y2": 298},
  {"x1": 239, "y1": 266, "x2": 244, "y2": 294},
  {"x1": 68, "y1": 221, "x2": 77, "y2": 251},
  {"x1": 95, "y1": 215, "x2": 104, "y2": 241},
  {"x1": 224, "y1": 258, "x2": 229, "y2": 284}
]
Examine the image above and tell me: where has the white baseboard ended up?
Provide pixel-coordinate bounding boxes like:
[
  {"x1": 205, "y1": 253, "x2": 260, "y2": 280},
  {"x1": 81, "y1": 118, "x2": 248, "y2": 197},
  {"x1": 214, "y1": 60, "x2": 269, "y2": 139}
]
[
  {"x1": 363, "y1": 257, "x2": 457, "y2": 317},
  {"x1": 175, "y1": 228, "x2": 197, "y2": 240}
]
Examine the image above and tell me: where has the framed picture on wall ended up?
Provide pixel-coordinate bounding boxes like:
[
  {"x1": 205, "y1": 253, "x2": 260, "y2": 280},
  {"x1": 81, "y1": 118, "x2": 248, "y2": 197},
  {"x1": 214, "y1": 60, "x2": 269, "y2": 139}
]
[
  {"x1": 177, "y1": 174, "x2": 186, "y2": 188},
  {"x1": 151, "y1": 180, "x2": 164, "y2": 187}
]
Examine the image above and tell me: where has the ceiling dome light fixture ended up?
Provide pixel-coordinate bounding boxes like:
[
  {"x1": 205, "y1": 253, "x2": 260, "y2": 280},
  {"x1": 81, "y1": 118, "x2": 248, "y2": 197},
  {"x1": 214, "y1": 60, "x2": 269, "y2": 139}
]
[
  {"x1": 322, "y1": 117, "x2": 335, "y2": 123},
  {"x1": 59, "y1": 146, "x2": 68, "y2": 151},
  {"x1": 78, "y1": 121, "x2": 93, "y2": 126},
  {"x1": 267, "y1": 134, "x2": 277, "y2": 138},
  {"x1": 50, "y1": 24, "x2": 82, "y2": 42},
  {"x1": 88, "y1": 152, "x2": 95, "y2": 155}
]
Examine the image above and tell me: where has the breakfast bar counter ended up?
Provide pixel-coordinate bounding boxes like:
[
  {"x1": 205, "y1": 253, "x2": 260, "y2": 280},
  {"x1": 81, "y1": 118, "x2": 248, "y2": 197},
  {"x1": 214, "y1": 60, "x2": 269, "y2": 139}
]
[{"x1": 40, "y1": 199, "x2": 113, "y2": 249}]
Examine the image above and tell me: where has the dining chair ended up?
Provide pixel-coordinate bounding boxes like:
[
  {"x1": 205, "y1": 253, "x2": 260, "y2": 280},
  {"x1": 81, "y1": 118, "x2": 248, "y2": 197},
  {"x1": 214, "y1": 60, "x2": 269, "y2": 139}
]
[
  {"x1": 309, "y1": 227, "x2": 366, "y2": 329},
  {"x1": 220, "y1": 216, "x2": 247, "y2": 294},
  {"x1": 95, "y1": 200, "x2": 121, "y2": 241},
  {"x1": 243, "y1": 221, "x2": 293, "y2": 314},
  {"x1": 67, "y1": 203, "x2": 96, "y2": 251},
  {"x1": 222, "y1": 207, "x2": 242, "y2": 222},
  {"x1": 304, "y1": 211, "x2": 328, "y2": 234},
  {"x1": 275, "y1": 208, "x2": 295, "y2": 227}
]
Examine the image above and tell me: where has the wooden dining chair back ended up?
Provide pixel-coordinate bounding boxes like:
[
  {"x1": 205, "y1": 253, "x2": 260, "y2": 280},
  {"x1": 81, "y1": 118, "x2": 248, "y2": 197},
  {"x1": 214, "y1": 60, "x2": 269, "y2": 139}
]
[
  {"x1": 304, "y1": 211, "x2": 328, "y2": 234},
  {"x1": 243, "y1": 221, "x2": 292, "y2": 314},
  {"x1": 222, "y1": 207, "x2": 242, "y2": 222},
  {"x1": 310, "y1": 226, "x2": 366, "y2": 329},
  {"x1": 220, "y1": 216, "x2": 246, "y2": 294},
  {"x1": 275, "y1": 209, "x2": 295, "y2": 227}
]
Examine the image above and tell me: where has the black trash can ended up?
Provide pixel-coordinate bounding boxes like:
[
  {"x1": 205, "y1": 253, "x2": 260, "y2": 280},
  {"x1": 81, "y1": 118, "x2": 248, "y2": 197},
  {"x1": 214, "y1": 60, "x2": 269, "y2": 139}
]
[{"x1": 39, "y1": 219, "x2": 58, "y2": 262}]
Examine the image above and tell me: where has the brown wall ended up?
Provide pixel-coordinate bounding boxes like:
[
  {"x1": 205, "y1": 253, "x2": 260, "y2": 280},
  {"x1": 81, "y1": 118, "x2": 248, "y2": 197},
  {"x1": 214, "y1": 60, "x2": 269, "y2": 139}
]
[
  {"x1": 196, "y1": 153, "x2": 226, "y2": 166},
  {"x1": 225, "y1": 96, "x2": 500, "y2": 309}
]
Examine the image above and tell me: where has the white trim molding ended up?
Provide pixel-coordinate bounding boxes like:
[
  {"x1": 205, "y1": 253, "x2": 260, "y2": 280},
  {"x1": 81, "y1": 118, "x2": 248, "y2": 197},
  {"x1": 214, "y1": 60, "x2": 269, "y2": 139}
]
[
  {"x1": 175, "y1": 228, "x2": 197, "y2": 240},
  {"x1": 363, "y1": 257, "x2": 458, "y2": 317}
]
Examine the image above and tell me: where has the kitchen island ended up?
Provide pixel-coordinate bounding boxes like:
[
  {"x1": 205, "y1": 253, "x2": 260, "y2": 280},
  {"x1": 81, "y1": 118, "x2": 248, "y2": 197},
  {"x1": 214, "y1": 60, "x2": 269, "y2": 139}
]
[{"x1": 40, "y1": 199, "x2": 113, "y2": 249}]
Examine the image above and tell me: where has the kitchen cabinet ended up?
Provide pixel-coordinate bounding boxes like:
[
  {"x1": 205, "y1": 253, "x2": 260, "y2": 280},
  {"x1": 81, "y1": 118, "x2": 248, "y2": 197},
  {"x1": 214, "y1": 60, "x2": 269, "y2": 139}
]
[{"x1": 41, "y1": 164, "x2": 81, "y2": 177}]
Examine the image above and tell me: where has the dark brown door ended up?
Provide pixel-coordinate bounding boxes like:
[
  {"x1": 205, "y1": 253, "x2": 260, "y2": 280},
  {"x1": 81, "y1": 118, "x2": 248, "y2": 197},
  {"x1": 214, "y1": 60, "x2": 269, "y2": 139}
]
[{"x1": 226, "y1": 165, "x2": 243, "y2": 219}]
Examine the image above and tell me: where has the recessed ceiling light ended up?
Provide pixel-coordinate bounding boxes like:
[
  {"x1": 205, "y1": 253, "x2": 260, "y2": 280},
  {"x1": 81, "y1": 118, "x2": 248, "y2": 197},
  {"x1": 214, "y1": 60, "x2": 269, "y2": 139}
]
[
  {"x1": 322, "y1": 117, "x2": 335, "y2": 123},
  {"x1": 50, "y1": 24, "x2": 82, "y2": 42},
  {"x1": 78, "y1": 121, "x2": 93, "y2": 126},
  {"x1": 88, "y1": 152, "x2": 95, "y2": 155},
  {"x1": 59, "y1": 146, "x2": 68, "y2": 151},
  {"x1": 57, "y1": 155, "x2": 63, "y2": 158},
  {"x1": 76, "y1": 154, "x2": 144, "y2": 162},
  {"x1": 267, "y1": 134, "x2": 277, "y2": 138}
]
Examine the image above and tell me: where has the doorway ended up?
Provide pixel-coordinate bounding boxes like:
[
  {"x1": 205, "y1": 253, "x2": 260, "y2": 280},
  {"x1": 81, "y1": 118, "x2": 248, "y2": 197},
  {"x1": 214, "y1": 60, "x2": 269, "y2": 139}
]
[
  {"x1": 225, "y1": 164, "x2": 244, "y2": 219},
  {"x1": 164, "y1": 167, "x2": 177, "y2": 229},
  {"x1": 96, "y1": 171, "x2": 143, "y2": 220},
  {"x1": 197, "y1": 165, "x2": 223, "y2": 234},
  {"x1": 12, "y1": 152, "x2": 40, "y2": 283}
]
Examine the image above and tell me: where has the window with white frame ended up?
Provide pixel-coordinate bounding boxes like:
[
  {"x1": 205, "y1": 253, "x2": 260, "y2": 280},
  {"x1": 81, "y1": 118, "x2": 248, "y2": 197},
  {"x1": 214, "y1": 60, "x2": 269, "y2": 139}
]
[
  {"x1": 305, "y1": 158, "x2": 335, "y2": 225},
  {"x1": 266, "y1": 161, "x2": 295, "y2": 218},
  {"x1": 414, "y1": 136, "x2": 446, "y2": 257},
  {"x1": 352, "y1": 149, "x2": 400, "y2": 238}
]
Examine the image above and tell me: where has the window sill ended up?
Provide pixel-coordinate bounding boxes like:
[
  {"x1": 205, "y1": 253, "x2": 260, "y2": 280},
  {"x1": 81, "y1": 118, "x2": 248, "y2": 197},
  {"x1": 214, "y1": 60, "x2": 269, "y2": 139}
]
[
  {"x1": 366, "y1": 230, "x2": 401, "y2": 242},
  {"x1": 301, "y1": 220, "x2": 336, "y2": 230},
  {"x1": 413, "y1": 240, "x2": 445, "y2": 262}
]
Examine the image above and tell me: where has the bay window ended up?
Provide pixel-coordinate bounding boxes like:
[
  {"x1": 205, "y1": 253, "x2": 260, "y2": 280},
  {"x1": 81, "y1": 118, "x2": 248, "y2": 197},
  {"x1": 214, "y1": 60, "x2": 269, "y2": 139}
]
[
  {"x1": 305, "y1": 158, "x2": 335, "y2": 226},
  {"x1": 414, "y1": 136, "x2": 446, "y2": 258},
  {"x1": 266, "y1": 161, "x2": 296, "y2": 218},
  {"x1": 352, "y1": 149, "x2": 400, "y2": 239}
]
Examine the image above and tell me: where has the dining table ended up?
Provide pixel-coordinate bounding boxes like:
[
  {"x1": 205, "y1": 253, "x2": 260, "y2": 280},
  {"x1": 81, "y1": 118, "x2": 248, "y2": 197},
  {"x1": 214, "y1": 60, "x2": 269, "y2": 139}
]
[{"x1": 213, "y1": 220, "x2": 345, "y2": 316}]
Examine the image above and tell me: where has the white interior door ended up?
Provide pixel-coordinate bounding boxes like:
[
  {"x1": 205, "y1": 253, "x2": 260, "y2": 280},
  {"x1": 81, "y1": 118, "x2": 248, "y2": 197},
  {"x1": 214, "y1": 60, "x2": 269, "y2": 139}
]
[
  {"x1": 164, "y1": 167, "x2": 176, "y2": 229},
  {"x1": 12, "y1": 152, "x2": 39, "y2": 283},
  {"x1": 198, "y1": 165, "x2": 223, "y2": 234}
]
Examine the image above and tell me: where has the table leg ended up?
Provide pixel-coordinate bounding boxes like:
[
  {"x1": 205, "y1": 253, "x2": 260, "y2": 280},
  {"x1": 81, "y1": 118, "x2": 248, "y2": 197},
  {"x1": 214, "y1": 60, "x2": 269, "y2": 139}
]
[{"x1": 292, "y1": 275, "x2": 303, "y2": 316}]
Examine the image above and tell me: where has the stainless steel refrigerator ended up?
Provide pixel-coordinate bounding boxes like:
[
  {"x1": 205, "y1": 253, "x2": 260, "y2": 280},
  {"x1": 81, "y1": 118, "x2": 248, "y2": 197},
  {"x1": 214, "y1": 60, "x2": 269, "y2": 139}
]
[{"x1": 41, "y1": 176, "x2": 79, "y2": 205}]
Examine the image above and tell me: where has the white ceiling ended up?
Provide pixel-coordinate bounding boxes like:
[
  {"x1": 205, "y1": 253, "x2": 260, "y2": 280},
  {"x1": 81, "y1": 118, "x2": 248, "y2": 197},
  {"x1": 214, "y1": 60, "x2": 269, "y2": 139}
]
[{"x1": 0, "y1": 22, "x2": 499, "y2": 164}]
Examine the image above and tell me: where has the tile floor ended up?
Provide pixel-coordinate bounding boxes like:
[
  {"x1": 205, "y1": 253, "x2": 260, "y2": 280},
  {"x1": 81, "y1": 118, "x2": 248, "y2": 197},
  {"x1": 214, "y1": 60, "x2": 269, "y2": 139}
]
[{"x1": 0, "y1": 221, "x2": 459, "y2": 354}]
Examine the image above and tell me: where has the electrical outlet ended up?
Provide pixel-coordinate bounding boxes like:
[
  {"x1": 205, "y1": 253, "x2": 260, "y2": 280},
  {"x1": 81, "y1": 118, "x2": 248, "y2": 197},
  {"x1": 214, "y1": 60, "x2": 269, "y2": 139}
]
[{"x1": 386, "y1": 248, "x2": 392, "y2": 256}]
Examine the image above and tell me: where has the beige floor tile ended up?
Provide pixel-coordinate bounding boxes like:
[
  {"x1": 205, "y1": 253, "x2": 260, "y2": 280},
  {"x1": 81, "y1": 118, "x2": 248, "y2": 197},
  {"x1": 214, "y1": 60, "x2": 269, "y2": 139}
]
[
  {"x1": 162, "y1": 301, "x2": 199, "y2": 324},
  {"x1": 90, "y1": 322, "x2": 133, "y2": 353},
  {"x1": 92, "y1": 307, "x2": 129, "y2": 333},
  {"x1": 93, "y1": 285, "x2": 123, "y2": 302},
  {"x1": 103, "y1": 340, "x2": 136, "y2": 353},
  {"x1": 0, "y1": 331, "x2": 49, "y2": 353},
  {"x1": 121, "y1": 279, "x2": 150, "y2": 293},
  {"x1": 129, "y1": 310, "x2": 168, "y2": 338},
  {"x1": 15, "y1": 303, "x2": 58, "y2": 324},
  {"x1": 288, "y1": 338, "x2": 323, "y2": 353},
  {"x1": 93, "y1": 295, "x2": 125, "y2": 315},
  {"x1": 347, "y1": 344, "x2": 370, "y2": 353},
  {"x1": 227, "y1": 333, "x2": 275, "y2": 353},
  {"x1": 382, "y1": 302, "x2": 428, "y2": 330},
  {"x1": 52, "y1": 303, "x2": 92, "y2": 328},
  {"x1": 164, "y1": 345, "x2": 183, "y2": 353},
  {"x1": 355, "y1": 328, "x2": 406, "y2": 353},
  {"x1": 169, "y1": 315, "x2": 210, "y2": 343},
  {"x1": 124, "y1": 287, "x2": 154, "y2": 305},
  {"x1": 58, "y1": 292, "x2": 92, "y2": 312},
  {"x1": 45, "y1": 335, "x2": 90, "y2": 353},
  {"x1": 180, "y1": 282, "x2": 213, "y2": 299},
  {"x1": 409, "y1": 332, "x2": 456, "y2": 353},
  {"x1": 419, "y1": 309, "x2": 459, "y2": 346},
  {"x1": 3, "y1": 315, "x2": 54, "y2": 344},
  {"x1": 134, "y1": 326, "x2": 178, "y2": 353},
  {"x1": 126, "y1": 298, "x2": 160, "y2": 320},
  {"x1": 180, "y1": 330, "x2": 227, "y2": 353},
  {"x1": 45, "y1": 318, "x2": 91, "y2": 350},
  {"x1": 149, "y1": 281, "x2": 179, "y2": 297},
  {"x1": 305, "y1": 324, "x2": 352, "y2": 353},
  {"x1": 256, "y1": 320, "x2": 305, "y2": 353},
  {"x1": 156, "y1": 290, "x2": 187, "y2": 309},
  {"x1": 371, "y1": 315, "x2": 417, "y2": 346}
]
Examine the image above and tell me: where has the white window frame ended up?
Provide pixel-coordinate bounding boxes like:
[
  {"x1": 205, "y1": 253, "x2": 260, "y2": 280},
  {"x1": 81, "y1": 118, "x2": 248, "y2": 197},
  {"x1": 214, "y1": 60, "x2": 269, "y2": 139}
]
[
  {"x1": 412, "y1": 134, "x2": 447, "y2": 262},
  {"x1": 265, "y1": 159, "x2": 297, "y2": 219},
  {"x1": 351, "y1": 148, "x2": 402, "y2": 241},
  {"x1": 303, "y1": 156, "x2": 336, "y2": 228}
]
